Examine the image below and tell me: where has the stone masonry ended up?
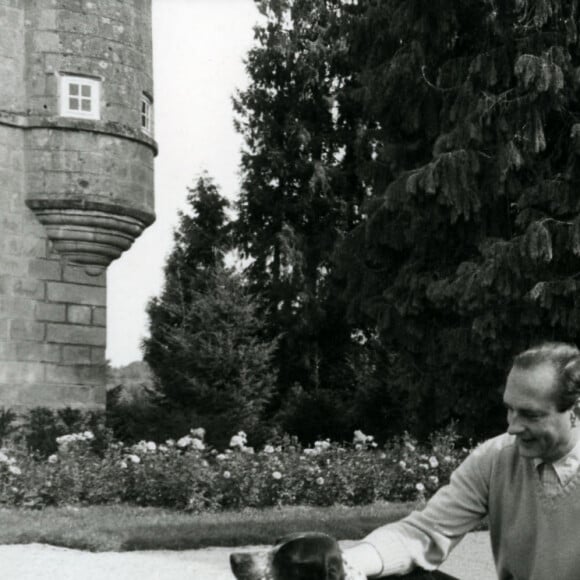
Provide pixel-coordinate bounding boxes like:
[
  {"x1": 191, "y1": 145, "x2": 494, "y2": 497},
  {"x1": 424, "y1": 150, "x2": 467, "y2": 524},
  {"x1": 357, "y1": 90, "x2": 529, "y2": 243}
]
[{"x1": 0, "y1": 0, "x2": 156, "y2": 410}]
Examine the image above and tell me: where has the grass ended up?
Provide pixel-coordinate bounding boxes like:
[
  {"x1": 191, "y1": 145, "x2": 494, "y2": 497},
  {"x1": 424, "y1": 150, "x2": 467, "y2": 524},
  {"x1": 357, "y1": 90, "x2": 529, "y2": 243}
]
[{"x1": 0, "y1": 502, "x2": 416, "y2": 552}]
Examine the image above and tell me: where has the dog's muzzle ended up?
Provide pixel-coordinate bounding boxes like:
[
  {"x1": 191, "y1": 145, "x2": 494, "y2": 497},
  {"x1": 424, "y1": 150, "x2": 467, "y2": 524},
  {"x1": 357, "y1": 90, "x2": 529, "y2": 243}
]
[{"x1": 230, "y1": 550, "x2": 275, "y2": 580}]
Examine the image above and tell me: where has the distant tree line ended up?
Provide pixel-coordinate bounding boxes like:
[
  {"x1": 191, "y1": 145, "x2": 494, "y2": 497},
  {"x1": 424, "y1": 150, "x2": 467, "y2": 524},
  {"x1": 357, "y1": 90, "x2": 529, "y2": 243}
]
[{"x1": 139, "y1": 0, "x2": 580, "y2": 448}]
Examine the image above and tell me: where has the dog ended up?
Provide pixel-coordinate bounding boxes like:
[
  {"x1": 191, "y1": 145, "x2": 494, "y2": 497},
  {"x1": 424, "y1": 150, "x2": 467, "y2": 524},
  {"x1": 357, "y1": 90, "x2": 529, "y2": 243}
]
[{"x1": 230, "y1": 532, "x2": 459, "y2": 580}]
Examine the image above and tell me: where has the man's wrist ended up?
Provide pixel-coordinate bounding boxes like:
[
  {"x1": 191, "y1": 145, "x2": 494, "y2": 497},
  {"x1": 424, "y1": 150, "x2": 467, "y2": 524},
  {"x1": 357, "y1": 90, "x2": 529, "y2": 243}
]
[{"x1": 343, "y1": 542, "x2": 384, "y2": 578}]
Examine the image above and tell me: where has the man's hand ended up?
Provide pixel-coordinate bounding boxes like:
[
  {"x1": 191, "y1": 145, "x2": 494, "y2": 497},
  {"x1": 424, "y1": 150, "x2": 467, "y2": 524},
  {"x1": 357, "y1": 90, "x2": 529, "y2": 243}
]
[{"x1": 342, "y1": 552, "x2": 368, "y2": 580}]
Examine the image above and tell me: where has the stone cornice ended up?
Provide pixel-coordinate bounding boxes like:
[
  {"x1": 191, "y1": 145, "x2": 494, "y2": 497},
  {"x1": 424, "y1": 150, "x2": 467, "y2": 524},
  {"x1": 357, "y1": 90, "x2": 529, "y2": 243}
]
[
  {"x1": 25, "y1": 199, "x2": 156, "y2": 272},
  {"x1": 0, "y1": 110, "x2": 158, "y2": 155},
  {"x1": 26, "y1": 199, "x2": 156, "y2": 227}
]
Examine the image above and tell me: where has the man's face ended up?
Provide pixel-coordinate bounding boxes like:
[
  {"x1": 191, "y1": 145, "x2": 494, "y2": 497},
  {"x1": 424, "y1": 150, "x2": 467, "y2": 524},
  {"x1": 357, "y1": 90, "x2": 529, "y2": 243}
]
[{"x1": 503, "y1": 362, "x2": 578, "y2": 462}]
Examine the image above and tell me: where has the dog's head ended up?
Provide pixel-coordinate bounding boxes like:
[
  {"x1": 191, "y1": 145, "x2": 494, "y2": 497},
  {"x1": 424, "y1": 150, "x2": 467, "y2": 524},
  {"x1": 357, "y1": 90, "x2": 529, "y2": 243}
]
[{"x1": 230, "y1": 532, "x2": 364, "y2": 580}]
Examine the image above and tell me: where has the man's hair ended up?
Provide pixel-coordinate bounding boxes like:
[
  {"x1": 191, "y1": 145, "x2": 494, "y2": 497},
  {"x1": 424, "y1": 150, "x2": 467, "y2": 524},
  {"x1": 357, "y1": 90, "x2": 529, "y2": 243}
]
[{"x1": 513, "y1": 342, "x2": 580, "y2": 412}]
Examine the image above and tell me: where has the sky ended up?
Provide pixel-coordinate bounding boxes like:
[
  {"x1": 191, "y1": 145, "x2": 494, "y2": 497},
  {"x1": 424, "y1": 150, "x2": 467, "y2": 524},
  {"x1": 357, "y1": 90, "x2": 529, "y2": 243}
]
[{"x1": 106, "y1": 0, "x2": 261, "y2": 367}]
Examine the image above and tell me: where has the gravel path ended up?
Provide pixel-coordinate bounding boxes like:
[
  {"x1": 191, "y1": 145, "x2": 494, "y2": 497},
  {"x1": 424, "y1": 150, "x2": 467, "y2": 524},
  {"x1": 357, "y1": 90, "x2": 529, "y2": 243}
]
[{"x1": 0, "y1": 532, "x2": 495, "y2": 580}]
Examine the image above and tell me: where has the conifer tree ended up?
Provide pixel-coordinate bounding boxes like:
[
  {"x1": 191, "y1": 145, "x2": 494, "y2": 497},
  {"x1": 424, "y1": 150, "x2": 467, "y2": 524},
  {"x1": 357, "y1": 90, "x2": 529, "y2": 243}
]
[
  {"x1": 234, "y1": 0, "x2": 366, "y2": 426},
  {"x1": 338, "y1": 0, "x2": 580, "y2": 438},
  {"x1": 143, "y1": 175, "x2": 277, "y2": 446}
]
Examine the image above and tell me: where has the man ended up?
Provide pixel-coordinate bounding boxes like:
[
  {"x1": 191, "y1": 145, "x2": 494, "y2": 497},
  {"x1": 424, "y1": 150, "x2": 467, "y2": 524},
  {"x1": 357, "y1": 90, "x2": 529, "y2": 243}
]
[{"x1": 344, "y1": 342, "x2": 580, "y2": 579}]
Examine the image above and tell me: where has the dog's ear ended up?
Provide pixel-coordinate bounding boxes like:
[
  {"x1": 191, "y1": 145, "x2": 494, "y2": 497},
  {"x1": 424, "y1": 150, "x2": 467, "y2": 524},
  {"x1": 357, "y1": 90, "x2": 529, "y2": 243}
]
[{"x1": 273, "y1": 534, "x2": 345, "y2": 580}]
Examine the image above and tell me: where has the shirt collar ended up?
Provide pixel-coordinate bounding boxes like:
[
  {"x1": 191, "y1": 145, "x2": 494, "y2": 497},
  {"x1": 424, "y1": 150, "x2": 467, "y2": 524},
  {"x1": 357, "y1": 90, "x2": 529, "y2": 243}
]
[{"x1": 532, "y1": 437, "x2": 580, "y2": 486}]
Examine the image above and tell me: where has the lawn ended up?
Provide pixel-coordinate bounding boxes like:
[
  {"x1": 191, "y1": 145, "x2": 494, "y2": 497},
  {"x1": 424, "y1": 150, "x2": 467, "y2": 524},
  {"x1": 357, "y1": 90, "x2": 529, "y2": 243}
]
[{"x1": 0, "y1": 502, "x2": 416, "y2": 552}]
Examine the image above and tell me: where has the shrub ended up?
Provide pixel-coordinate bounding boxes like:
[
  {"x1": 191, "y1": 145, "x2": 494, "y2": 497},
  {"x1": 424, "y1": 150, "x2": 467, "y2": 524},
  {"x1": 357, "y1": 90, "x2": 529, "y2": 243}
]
[
  {"x1": 17, "y1": 407, "x2": 111, "y2": 458},
  {"x1": 384, "y1": 423, "x2": 470, "y2": 501},
  {"x1": 0, "y1": 424, "x2": 471, "y2": 511},
  {"x1": 0, "y1": 408, "x2": 17, "y2": 447}
]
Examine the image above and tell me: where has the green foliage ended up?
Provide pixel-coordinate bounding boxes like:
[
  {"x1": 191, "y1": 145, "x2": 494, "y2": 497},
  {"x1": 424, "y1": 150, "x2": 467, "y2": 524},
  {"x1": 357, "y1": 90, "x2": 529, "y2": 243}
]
[
  {"x1": 105, "y1": 362, "x2": 187, "y2": 444},
  {"x1": 334, "y1": 0, "x2": 580, "y2": 438},
  {"x1": 19, "y1": 407, "x2": 110, "y2": 458},
  {"x1": 105, "y1": 384, "x2": 161, "y2": 443},
  {"x1": 139, "y1": 0, "x2": 580, "y2": 445},
  {"x1": 0, "y1": 504, "x2": 418, "y2": 552},
  {"x1": 350, "y1": 342, "x2": 423, "y2": 442},
  {"x1": 275, "y1": 384, "x2": 356, "y2": 444},
  {"x1": 234, "y1": 0, "x2": 368, "y2": 415},
  {"x1": 0, "y1": 408, "x2": 17, "y2": 447},
  {"x1": 120, "y1": 443, "x2": 220, "y2": 511},
  {"x1": 384, "y1": 424, "x2": 469, "y2": 501},
  {"x1": 145, "y1": 265, "x2": 278, "y2": 449},
  {"x1": 143, "y1": 175, "x2": 278, "y2": 448},
  {"x1": 0, "y1": 425, "x2": 469, "y2": 510},
  {"x1": 23, "y1": 408, "x2": 61, "y2": 457}
]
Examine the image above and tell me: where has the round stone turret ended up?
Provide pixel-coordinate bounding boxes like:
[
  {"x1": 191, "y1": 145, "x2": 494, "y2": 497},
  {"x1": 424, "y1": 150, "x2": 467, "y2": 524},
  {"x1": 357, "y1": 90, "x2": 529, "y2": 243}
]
[
  {"x1": 20, "y1": 0, "x2": 156, "y2": 271},
  {"x1": 0, "y1": 0, "x2": 155, "y2": 410}
]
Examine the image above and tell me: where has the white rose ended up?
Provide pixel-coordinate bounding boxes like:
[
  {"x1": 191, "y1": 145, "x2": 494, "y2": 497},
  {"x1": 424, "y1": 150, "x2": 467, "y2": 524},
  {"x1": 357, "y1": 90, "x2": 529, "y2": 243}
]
[
  {"x1": 177, "y1": 436, "x2": 192, "y2": 448},
  {"x1": 190, "y1": 427, "x2": 206, "y2": 439}
]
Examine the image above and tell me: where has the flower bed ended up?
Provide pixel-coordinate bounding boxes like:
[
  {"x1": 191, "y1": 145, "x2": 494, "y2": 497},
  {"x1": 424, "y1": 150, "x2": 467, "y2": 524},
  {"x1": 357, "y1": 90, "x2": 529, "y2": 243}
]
[{"x1": 0, "y1": 426, "x2": 470, "y2": 511}]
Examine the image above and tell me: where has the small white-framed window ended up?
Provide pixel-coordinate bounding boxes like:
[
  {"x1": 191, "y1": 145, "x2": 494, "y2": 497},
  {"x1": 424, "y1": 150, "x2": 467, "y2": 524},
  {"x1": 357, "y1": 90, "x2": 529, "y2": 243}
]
[
  {"x1": 141, "y1": 93, "x2": 153, "y2": 135},
  {"x1": 59, "y1": 75, "x2": 101, "y2": 120}
]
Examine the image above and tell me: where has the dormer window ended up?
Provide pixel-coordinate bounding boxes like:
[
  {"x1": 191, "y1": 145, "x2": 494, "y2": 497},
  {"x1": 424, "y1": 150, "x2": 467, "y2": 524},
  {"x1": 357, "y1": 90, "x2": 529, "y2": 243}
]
[
  {"x1": 59, "y1": 75, "x2": 101, "y2": 120},
  {"x1": 141, "y1": 93, "x2": 153, "y2": 135}
]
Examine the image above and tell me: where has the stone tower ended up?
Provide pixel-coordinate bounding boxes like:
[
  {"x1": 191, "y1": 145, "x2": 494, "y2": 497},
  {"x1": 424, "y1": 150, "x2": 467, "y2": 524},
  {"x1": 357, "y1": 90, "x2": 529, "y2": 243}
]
[{"x1": 0, "y1": 0, "x2": 156, "y2": 410}]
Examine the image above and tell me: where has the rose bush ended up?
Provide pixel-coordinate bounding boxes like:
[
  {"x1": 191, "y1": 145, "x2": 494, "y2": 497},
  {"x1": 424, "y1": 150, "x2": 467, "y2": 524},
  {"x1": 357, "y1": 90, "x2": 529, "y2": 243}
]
[{"x1": 0, "y1": 425, "x2": 470, "y2": 511}]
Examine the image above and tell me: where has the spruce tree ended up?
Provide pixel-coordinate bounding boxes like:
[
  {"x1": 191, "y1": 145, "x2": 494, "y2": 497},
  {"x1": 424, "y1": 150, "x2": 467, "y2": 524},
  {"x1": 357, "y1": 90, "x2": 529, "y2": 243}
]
[
  {"x1": 338, "y1": 0, "x2": 580, "y2": 438},
  {"x1": 234, "y1": 0, "x2": 367, "y2": 431},
  {"x1": 143, "y1": 175, "x2": 277, "y2": 446}
]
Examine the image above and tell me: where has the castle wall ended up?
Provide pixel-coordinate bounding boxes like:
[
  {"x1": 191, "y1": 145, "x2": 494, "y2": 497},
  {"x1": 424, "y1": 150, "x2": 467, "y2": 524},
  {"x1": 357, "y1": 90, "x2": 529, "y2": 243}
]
[
  {"x1": 0, "y1": 0, "x2": 155, "y2": 410},
  {"x1": 0, "y1": 116, "x2": 107, "y2": 408},
  {"x1": 24, "y1": 0, "x2": 155, "y2": 213}
]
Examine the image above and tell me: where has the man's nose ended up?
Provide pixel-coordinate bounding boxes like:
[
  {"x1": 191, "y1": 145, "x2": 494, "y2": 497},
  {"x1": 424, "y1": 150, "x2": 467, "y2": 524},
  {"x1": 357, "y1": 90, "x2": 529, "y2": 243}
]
[{"x1": 507, "y1": 412, "x2": 525, "y2": 434}]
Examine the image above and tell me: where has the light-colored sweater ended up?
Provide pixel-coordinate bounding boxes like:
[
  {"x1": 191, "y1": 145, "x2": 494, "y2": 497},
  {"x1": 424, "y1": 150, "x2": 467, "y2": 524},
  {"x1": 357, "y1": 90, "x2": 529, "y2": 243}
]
[{"x1": 360, "y1": 433, "x2": 580, "y2": 579}]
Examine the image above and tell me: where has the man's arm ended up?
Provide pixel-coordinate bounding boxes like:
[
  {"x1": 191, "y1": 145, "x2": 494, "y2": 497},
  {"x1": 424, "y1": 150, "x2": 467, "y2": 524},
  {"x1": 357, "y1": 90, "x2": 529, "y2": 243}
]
[{"x1": 344, "y1": 436, "x2": 498, "y2": 577}]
